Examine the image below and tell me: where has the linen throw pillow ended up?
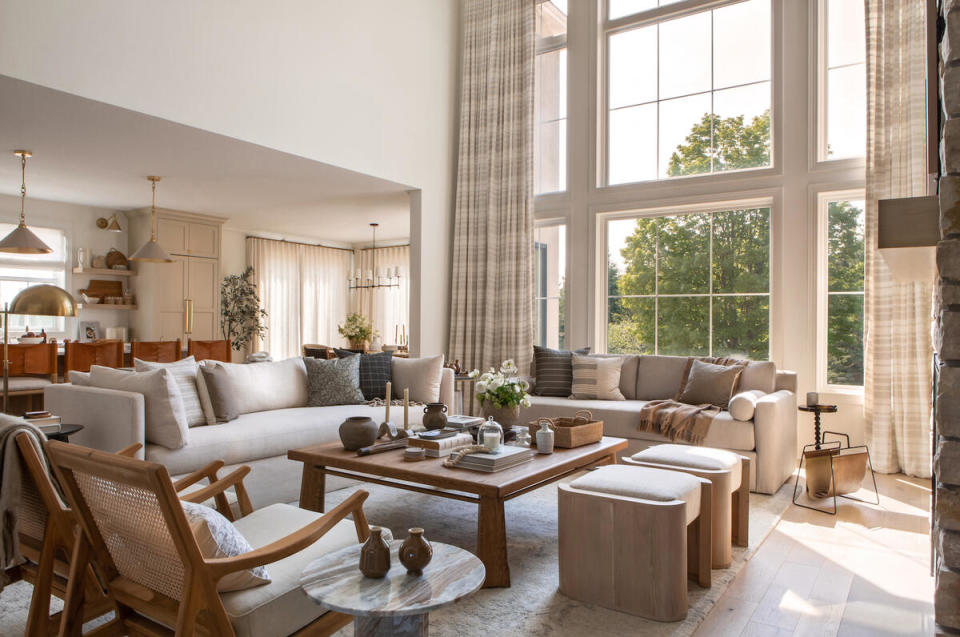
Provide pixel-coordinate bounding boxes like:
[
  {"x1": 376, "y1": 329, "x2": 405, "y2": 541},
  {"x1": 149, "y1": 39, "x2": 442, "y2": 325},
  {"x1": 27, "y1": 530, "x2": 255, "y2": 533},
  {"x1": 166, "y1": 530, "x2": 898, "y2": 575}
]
[
  {"x1": 676, "y1": 359, "x2": 744, "y2": 409},
  {"x1": 728, "y1": 389, "x2": 766, "y2": 421},
  {"x1": 304, "y1": 356, "x2": 365, "y2": 407},
  {"x1": 88, "y1": 366, "x2": 189, "y2": 449},
  {"x1": 199, "y1": 364, "x2": 240, "y2": 423},
  {"x1": 570, "y1": 354, "x2": 626, "y2": 400},
  {"x1": 135, "y1": 356, "x2": 209, "y2": 427},
  {"x1": 180, "y1": 501, "x2": 270, "y2": 592},
  {"x1": 199, "y1": 358, "x2": 308, "y2": 415},
  {"x1": 391, "y1": 355, "x2": 445, "y2": 403},
  {"x1": 532, "y1": 346, "x2": 591, "y2": 397},
  {"x1": 333, "y1": 349, "x2": 393, "y2": 400}
]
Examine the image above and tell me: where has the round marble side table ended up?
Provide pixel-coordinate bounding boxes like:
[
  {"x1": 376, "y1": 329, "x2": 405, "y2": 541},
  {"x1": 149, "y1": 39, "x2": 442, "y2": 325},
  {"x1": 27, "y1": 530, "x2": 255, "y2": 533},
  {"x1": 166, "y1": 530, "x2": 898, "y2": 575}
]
[{"x1": 300, "y1": 540, "x2": 485, "y2": 637}]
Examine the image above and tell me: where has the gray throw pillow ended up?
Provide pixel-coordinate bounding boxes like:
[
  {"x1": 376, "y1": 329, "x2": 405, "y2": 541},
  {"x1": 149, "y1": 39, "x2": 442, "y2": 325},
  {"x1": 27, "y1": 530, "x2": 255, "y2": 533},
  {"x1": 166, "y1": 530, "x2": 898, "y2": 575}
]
[
  {"x1": 676, "y1": 359, "x2": 744, "y2": 409},
  {"x1": 533, "y1": 345, "x2": 591, "y2": 397},
  {"x1": 199, "y1": 364, "x2": 239, "y2": 423},
  {"x1": 305, "y1": 356, "x2": 365, "y2": 407}
]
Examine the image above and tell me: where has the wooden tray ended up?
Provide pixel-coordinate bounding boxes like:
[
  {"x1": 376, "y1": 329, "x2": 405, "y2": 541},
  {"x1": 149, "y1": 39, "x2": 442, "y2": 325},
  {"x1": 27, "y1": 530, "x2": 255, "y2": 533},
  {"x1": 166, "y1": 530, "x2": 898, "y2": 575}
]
[{"x1": 528, "y1": 410, "x2": 603, "y2": 448}]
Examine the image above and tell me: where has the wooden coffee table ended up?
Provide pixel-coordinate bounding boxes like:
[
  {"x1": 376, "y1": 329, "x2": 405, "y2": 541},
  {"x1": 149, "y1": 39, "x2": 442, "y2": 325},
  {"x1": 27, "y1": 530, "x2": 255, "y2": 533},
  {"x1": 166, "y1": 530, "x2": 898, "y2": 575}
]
[{"x1": 289, "y1": 436, "x2": 628, "y2": 588}]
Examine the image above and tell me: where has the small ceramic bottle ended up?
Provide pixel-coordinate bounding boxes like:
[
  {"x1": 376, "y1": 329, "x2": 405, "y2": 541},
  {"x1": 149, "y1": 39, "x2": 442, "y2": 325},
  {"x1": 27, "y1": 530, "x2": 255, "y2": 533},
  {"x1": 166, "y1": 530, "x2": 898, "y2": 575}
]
[
  {"x1": 536, "y1": 420, "x2": 555, "y2": 454},
  {"x1": 359, "y1": 526, "x2": 391, "y2": 578},
  {"x1": 399, "y1": 527, "x2": 433, "y2": 575}
]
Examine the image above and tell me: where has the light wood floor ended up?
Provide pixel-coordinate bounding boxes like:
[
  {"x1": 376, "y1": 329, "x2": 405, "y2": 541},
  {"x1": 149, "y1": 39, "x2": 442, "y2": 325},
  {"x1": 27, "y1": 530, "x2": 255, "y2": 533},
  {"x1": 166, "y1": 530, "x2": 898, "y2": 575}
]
[{"x1": 695, "y1": 472, "x2": 935, "y2": 637}]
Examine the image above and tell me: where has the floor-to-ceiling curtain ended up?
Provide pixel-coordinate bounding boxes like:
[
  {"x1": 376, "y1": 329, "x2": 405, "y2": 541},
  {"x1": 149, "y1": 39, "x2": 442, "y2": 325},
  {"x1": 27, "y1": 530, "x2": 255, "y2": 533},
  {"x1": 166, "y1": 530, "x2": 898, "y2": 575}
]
[
  {"x1": 247, "y1": 237, "x2": 353, "y2": 360},
  {"x1": 864, "y1": 0, "x2": 933, "y2": 476},
  {"x1": 351, "y1": 245, "x2": 409, "y2": 346},
  {"x1": 448, "y1": 0, "x2": 535, "y2": 374}
]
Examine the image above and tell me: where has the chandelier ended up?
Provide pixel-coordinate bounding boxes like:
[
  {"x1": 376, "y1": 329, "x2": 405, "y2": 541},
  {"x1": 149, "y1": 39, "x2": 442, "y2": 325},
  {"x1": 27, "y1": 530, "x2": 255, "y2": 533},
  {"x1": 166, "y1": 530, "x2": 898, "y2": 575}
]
[{"x1": 348, "y1": 223, "x2": 401, "y2": 290}]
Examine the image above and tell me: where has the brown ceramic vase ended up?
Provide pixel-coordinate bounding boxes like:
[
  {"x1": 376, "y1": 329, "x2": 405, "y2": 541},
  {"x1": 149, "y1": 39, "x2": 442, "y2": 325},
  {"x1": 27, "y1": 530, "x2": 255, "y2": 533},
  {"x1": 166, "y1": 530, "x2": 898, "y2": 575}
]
[
  {"x1": 399, "y1": 527, "x2": 433, "y2": 575},
  {"x1": 359, "y1": 527, "x2": 391, "y2": 578}
]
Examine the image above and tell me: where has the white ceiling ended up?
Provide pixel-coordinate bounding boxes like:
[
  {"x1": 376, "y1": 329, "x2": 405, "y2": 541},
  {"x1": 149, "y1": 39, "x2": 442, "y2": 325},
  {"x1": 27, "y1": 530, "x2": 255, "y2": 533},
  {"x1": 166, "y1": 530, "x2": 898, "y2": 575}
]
[{"x1": 0, "y1": 75, "x2": 412, "y2": 244}]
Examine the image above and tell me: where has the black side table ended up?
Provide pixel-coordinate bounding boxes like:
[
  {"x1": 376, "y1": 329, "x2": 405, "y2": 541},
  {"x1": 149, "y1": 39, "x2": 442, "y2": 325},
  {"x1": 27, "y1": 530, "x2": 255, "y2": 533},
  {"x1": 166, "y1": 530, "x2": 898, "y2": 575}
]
[
  {"x1": 45, "y1": 424, "x2": 83, "y2": 443},
  {"x1": 798, "y1": 404, "x2": 838, "y2": 450}
]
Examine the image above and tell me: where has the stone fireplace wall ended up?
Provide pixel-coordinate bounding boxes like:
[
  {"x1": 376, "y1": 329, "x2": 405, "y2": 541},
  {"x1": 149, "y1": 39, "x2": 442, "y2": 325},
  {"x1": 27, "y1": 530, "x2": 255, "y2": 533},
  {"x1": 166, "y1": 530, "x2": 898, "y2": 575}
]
[{"x1": 936, "y1": 0, "x2": 960, "y2": 631}]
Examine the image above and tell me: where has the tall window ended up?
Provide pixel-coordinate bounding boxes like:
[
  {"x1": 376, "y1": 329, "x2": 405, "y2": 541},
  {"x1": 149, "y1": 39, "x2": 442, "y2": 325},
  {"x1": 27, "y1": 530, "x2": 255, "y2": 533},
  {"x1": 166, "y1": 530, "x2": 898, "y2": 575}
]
[
  {"x1": 606, "y1": 206, "x2": 770, "y2": 359},
  {"x1": 818, "y1": 193, "x2": 865, "y2": 387},
  {"x1": 605, "y1": 0, "x2": 772, "y2": 185},
  {"x1": 0, "y1": 223, "x2": 67, "y2": 333},
  {"x1": 535, "y1": 0, "x2": 567, "y2": 194},
  {"x1": 534, "y1": 223, "x2": 566, "y2": 348},
  {"x1": 818, "y1": 0, "x2": 866, "y2": 160}
]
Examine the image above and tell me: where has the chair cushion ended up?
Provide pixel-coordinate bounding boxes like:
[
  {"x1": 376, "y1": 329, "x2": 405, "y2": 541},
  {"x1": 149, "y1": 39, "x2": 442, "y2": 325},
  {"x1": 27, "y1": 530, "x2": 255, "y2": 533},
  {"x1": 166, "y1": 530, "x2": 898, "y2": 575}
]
[
  {"x1": 221, "y1": 503, "x2": 365, "y2": 637},
  {"x1": 631, "y1": 443, "x2": 742, "y2": 490},
  {"x1": 635, "y1": 355, "x2": 689, "y2": 400},
  {"x1": 739, "y1": 360, "x2": 777, "y2": 393},
  {"x1": 570, "y1": 465, "x2": 702, "y2": 524},
  {"x1": 6, "y1": 377, "x2": 52, "y2": 392}
]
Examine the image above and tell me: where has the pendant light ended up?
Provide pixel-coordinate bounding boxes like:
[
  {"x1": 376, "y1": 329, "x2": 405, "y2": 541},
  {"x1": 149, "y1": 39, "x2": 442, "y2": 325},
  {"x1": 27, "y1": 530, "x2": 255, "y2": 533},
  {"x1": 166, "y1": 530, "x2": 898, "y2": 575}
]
[
  {"x1": 130, "y1": 176, "x2": 174, "y2": 262},
  {"x1": 0, "y1": 151, "x2": 53, "y2": 254}
]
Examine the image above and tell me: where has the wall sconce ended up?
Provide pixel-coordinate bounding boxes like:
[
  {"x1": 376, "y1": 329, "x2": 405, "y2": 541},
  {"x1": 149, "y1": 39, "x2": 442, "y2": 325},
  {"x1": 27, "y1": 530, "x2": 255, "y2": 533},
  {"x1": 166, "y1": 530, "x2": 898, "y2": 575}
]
[{"x1": 96, "y1": 214, "x2": 122, "y2": 232}]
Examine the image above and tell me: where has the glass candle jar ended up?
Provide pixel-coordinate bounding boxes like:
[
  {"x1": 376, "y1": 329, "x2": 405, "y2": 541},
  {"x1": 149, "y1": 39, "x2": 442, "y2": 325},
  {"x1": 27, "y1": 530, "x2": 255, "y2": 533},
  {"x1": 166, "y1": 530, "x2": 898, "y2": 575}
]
[{"x1": 479, "y1": 416, "x2": 503, "y2": 453}]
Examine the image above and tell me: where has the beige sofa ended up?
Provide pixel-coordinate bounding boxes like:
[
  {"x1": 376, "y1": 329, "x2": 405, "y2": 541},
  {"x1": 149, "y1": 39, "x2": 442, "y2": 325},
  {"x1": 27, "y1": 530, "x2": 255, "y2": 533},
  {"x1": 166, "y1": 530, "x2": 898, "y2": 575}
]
[
  {"x1": 525, "y1": 355, "x2": 797, "y2": 494},
  {"x1": 45, "y1": 362, "x2": 455, "y2": 507}
]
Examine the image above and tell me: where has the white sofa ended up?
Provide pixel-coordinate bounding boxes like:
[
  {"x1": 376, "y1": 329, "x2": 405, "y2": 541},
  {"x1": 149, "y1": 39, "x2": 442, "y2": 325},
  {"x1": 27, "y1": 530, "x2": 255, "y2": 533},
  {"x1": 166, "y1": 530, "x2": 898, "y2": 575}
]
[
  {"x1": 525, "y1": 355, "x2": 797, "y2": 494},
  {"x1": 45, "y1": 364, "x2": 455, "y2": 507}
]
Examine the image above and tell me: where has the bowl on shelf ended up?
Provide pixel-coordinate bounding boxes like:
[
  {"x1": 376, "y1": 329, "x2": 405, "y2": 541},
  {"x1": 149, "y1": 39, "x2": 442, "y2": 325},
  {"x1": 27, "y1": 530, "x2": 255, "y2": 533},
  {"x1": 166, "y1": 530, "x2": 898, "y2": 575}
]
[
  {"x1": 80, "y1": 293, "x2": 102, "y2": 304},
  {"x1": 18, "y1": 337, "x2": 43, "y2": 344}
]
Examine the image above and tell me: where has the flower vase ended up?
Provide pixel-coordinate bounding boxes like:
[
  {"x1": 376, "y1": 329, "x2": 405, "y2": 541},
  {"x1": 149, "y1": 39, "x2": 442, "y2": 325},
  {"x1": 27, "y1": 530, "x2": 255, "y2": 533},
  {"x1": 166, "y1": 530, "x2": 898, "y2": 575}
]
[{"x1": 481, "y1": 404, "x2": 521, "y2": 427}]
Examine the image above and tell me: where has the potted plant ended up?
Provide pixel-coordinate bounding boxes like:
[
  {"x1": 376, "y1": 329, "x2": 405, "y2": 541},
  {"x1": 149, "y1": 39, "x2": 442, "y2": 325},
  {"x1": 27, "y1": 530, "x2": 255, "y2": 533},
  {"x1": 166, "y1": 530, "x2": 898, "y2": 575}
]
[
  {"x1": 338, "y1": 313, "x2": 377, "y2": 350},
  {"x1": 220, "y1": 266, "x2": 267, "y2": 352},
  {"x1": 468, "y1": 359, "x2": 531, "y2": 427}
]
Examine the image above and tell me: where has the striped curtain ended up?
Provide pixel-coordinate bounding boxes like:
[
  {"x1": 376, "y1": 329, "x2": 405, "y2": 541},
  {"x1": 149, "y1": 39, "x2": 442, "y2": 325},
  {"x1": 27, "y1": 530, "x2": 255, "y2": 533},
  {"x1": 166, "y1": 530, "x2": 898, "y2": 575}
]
[
  {"x1": 864, "y1": 0, "x2": 933, "y2": 476},
  {"x1": 448, "y1": 0, "x2": 536, "y2": 375}
]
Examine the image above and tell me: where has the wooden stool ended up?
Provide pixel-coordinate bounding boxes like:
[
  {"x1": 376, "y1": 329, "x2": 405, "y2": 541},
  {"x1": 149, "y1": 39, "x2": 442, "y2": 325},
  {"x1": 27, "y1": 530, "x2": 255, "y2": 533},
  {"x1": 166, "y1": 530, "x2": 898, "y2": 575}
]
[
  {"x1": 624, "y1": 444, "x2": 749, "y2": 568},
  {"x1": 558, "y1": 465, "x2": 712, "y2": 622}
]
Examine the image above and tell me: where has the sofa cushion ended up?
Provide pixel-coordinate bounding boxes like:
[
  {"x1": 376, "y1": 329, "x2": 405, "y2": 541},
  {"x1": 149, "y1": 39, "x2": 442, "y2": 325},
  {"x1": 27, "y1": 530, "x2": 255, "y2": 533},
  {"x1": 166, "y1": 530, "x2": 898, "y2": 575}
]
[
  {"x1": 676, "y1": 359, "x2": 744, "y2": 409},
  {"x1": 739, "y1": 361, "x2": 777, "y2": 393},
  {"x1": 222, "y1": 503, "x2": 362, "y2": 637},
  {"x1": 333, "y1": 349, "x2": 393, "y2": 400},
  {"x1": 570, "y1": 354, "x2": 625, "y2": 400},
  {"x1": 135, "y1": 356, "x2": 207, "y2": 428},
  {"x1": 533, "y1": 346, "x2": 590, "y2": 397},
  {"x1": 593, "y1": 354, "x2": 638, "y2": 400},
  {"x1": 200, "y1": 364, "x2": 240, "y2": 423},
  {"x1": 570, "y1": 465, "x2": 702, "y2": 524},
  {"x1": 304, "y1": 356, "x2": 364, "y2": 407},
  {"x1": 203, "y1": 358, "x2": 308, "y2": 416},
  {"x1": 89, "y1": 366, "x2": 189, "y2": 449},
  {"x1": 635, "y1": 355, "x2": 689, "y2": 400},
  {"x1": 392, "y1": 355, "x2": 444, "y2": 403}
]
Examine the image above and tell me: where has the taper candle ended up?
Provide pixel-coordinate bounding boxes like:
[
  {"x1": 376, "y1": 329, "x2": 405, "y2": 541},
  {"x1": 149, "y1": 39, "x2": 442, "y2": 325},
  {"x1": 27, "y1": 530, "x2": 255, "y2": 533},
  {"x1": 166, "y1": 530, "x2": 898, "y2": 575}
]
[
  {"x1": 385, "y1": 381, "x2": 392, "y2": 421},
  {"x1": 403, "y1": 388, "x2": 409, "y2": 429}
]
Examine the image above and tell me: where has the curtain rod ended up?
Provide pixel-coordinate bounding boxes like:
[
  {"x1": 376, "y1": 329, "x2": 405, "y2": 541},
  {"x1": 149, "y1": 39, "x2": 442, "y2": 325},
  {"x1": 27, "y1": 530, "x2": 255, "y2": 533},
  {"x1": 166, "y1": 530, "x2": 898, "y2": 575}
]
[{"x1": 245, "y1": 236, "x2": 410, "y2": 252}]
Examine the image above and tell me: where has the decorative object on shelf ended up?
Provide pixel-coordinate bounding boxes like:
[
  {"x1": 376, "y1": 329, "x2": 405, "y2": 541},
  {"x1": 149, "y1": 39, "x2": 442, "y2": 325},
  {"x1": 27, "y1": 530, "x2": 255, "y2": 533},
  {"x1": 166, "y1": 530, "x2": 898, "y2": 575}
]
[
  {"x1": 0, "y1": 151, "x2": 52, "y2": 254},
  {"x1": 806, "y1": 392, "x2": 819, "y2": 407},
  {"x1": 80, "y1": 293, "x2": 101, "y2": 305},
  {"x1": 535, "y1": 419, "x2": 555, "y2": 454},
  {"x1": 338, "y1": 312, "x2": 376, "y2": 351},
  {"x1": 105, "y1": 248, "x2": 129, "y2": 269},
  {"x1": 105, "y1": 326, "x2": 128, "y2": 342},
  {"x1": 78, "y1": 321, "x2": 101, "y2": 342},
  {"x1": 422, "y1": 402, "x2": 448, "y2": 430},
  {"x1": 96, "y1": 214, "x2": 122, "y2": 232},
  {"x1": 220, "y1": 266, "x2": 267, "y2": 351},
  {"x1": 3, "y1": 284, "x2": 78, "y2": 411},
  {"x1": 399, "y1": 528, "x2": 432, "y2": 575},
  {"x1": 339, "y1": 416, "x2": 380, "y2": 451},
  {"x1": 348, "y1": 223, "x2": 402, "y2": 291},
  {"x1": 359, "y1": 526, "x2": 391, "y2": 579},
  {"x1": 527, "y1": 410, "x2": 604, "y2": 449},
  {"x1": 91, "y1": 254, "x2": 107, "y2": 269},
  {"x1": 77, "y1": 248, "x2": 87, "y2": 268},
  {"x1": 468, "y1": 359, "x2": 531, "y2": 427},
  {"x1": 130, "y1": 176, "x2": 174, "y2": 263},
  {"x1": 479, "y1": 416, "x2": 504, "y2": 452}
]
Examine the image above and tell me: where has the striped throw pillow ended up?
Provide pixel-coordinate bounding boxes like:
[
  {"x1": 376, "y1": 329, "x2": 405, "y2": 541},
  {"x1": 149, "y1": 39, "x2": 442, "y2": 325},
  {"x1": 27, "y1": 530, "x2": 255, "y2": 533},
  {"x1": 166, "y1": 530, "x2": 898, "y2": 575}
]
[
  {"x1": 533, "y1": 346, "x2": 590, "y2": 397},
  {"x1": 571, "y1": 354, "x2": 626, "y2": 400}
]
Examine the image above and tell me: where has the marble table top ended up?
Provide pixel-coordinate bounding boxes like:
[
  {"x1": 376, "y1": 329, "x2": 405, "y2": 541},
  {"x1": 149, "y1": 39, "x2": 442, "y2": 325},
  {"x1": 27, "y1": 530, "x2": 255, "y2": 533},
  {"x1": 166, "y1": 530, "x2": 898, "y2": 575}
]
[{"x1": 300, "y1": 540, "x2": 485, "y2": 617}]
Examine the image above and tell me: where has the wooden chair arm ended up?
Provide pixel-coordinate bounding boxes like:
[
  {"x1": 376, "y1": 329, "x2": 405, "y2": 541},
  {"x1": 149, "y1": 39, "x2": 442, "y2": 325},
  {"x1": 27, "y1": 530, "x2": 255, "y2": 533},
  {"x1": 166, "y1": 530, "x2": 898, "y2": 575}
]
[
  {"x1": 115, "y1": 443, "x2": 143, "y2": 457},
  {"x1": 178, "y1": 465, "x2": 249, "y2": 505},
  {"x1": 204, "y1": 490, "x2": 369, "y2": 583},
  {"x1": 173, "y1": 460, "x2": 226, "y2": 491}
]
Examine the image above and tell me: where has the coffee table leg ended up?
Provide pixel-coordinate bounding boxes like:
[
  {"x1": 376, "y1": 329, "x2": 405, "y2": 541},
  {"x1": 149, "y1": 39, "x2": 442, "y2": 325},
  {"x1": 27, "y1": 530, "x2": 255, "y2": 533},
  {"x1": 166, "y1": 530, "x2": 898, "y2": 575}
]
[
  {"x1": 299, "y1": 464, "x2": 326, "y2": 512},
  {"x1": 477, "y1": 495, "x2": 510, "y2": 588},
  {"x1": 356, "y1": 613, "x2": 428, "y2": 636}
]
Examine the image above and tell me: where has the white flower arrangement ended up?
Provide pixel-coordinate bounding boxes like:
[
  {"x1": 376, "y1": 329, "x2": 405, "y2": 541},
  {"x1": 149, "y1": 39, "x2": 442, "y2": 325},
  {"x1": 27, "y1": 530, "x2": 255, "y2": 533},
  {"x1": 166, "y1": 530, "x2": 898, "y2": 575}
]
[{"x1": 468, "y1": 359, "x2": 531, "y2": 409}]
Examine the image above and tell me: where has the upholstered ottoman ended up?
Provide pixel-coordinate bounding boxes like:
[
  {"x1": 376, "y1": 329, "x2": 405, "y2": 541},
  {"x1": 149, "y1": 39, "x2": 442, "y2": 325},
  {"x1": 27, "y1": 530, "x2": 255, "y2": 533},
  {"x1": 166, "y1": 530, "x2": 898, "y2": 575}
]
[
  {"x1": 558, "y1": 465, "x2": 712, "y2": 622},
  {"x1": 624, "y1": 444, "x2": 749, "y2": 568}
]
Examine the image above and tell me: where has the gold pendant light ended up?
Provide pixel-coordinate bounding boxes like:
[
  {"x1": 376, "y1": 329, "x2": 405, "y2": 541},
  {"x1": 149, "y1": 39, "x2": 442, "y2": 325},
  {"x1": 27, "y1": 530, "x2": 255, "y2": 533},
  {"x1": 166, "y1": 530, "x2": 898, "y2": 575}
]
[
  {"x1": 130, "y1": 176, "x2": 174, "y2": 262},
  {"x1": 0, "y1": 151, "x2": 53, "y2": 254}
]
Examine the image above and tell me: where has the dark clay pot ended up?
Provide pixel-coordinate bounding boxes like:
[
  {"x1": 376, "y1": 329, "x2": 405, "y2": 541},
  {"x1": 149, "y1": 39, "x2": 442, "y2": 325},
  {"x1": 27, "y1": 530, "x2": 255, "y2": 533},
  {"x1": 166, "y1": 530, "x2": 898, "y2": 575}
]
[
  {"x1": 359, "y1": 527, "x2": 391, "y2": 578},
  {"x1": 422, "y1": 403, "x2": 448, "y2": 430},
  {"x1": 399, "y1": 527, "x2": 433, "y2": 575},
  {"x1": 339, "y1": 416, "x2": 379, "y2": 450}
]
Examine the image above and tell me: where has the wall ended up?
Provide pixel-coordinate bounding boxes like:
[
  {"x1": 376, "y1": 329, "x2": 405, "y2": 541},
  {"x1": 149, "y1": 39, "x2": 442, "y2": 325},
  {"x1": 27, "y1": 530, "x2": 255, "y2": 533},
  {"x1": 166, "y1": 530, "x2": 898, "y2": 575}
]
[{"x1": 0, "y1": 0, "x2": 461, "y2": 357}]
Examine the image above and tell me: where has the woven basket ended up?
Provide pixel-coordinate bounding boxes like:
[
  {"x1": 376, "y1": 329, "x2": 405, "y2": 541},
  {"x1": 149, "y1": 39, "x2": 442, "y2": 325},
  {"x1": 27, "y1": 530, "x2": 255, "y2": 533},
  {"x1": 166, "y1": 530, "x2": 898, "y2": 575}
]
[{"x1": 528, "y1": 410, "x2": 603, "y2": 449}]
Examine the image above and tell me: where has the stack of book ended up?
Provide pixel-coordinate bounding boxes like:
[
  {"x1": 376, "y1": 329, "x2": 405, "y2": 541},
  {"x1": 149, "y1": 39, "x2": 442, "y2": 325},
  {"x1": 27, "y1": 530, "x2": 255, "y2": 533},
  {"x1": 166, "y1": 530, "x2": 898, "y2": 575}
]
[
  {"x1": 24, "y1": 411, "x2": 62, "y2": 434},
  {"x1": 407, "y1": 432, "x2": 474, "y2": 458},
  {"x1": 455, "y1": 446, "x2": 535, "y2": 473},
  {"x1": 446, "y1": 415, "x2": 484, "y2": 430}
]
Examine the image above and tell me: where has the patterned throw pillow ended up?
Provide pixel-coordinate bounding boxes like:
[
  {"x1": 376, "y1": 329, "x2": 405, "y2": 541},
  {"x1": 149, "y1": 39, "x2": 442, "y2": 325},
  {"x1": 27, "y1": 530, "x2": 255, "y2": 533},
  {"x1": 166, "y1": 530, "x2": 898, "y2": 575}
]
[
  {"x1": 533, "y1": 346, "x2": 591, "y2": 397},
  {"x1": 333, "y1": 349, "x2": 393, "y2": 400},
  {"x1": 304, "y1": 356, "x2": 365, "y2": 407},
  {"x1": 570, "y1": 354, "x2": 626, "y2": 400},
  {"x1": 181, "y1": 501, "x2": 270, "y2": 592},
  {"x1": 135, "y1": 356, "x2": 209, "y2": 427}
]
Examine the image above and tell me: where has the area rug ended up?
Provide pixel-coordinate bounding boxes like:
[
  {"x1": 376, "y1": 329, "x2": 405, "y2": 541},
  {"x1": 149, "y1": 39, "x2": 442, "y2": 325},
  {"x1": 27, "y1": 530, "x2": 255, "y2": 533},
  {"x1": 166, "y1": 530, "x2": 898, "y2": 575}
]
[{"x1": 0, "y1": 477, "x2": 791, "y2": 636}]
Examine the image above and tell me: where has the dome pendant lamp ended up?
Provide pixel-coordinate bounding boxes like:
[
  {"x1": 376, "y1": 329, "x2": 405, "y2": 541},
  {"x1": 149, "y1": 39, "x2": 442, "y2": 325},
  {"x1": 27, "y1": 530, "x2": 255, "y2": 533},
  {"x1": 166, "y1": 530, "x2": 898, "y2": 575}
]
[
  {"x1": 130, "y1": 176, "x2": 174, "y2": 263},
  {"x1": 0, "y1": 151, "x2": 53, "y2": 254}
]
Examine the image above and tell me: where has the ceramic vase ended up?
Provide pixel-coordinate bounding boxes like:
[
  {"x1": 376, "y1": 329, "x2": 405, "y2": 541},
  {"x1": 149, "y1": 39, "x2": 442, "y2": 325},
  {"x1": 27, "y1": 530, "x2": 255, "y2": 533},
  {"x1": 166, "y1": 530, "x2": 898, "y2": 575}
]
[
  {"x1": 359, "y1": 527, "x2": 391, "y2": 578},
  {"x1": 399, "y1": 528, "x2": 432, "y2": 575},
  {"x1": 536, "y1": 420, "x2": 555, "y2": 454},
  {"x1": 422, "y1": 403, "x2": 448, "y2": 430},
  {"x1": 339, "y1": 416, "x2": 379, "y2": 450},
  {"x1": 481, "y1": 404, "x2": 521, "y2": 427}
]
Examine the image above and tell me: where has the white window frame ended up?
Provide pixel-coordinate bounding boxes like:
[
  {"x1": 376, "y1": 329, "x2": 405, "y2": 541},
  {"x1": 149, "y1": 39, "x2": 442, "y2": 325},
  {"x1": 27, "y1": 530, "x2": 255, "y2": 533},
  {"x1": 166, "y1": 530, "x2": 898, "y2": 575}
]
[
  {"x1": 534, "y1": 218, "x2": 569, "y2": 349},
  {"x1": 535, "y1": 1, "x2": 569, "y2": 196},
  {"x1": 597, "y1": 195, "x2": 774, "y2": 356},
  {"x1": 599, "y1": 0, "x2": 777, "y2": 189},
  {"x1": 815, "y1": 188, "x2": 865, "y2": 394}
]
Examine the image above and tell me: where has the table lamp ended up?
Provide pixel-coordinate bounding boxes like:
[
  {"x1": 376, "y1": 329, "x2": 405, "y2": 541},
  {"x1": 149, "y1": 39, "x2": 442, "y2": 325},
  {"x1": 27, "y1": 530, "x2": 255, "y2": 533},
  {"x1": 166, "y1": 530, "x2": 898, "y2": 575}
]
[{"x1": 3, "y1": 284, "x2": 78, "y2": 413}]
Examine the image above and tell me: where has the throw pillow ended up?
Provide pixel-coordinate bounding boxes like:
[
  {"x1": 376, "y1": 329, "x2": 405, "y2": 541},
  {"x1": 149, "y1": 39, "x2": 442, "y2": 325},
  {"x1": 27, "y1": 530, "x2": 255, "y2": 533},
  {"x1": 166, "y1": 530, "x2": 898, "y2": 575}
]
[
  {"x1": 135, "y1": 356, "x2": 208, "y2": 428},
  {"x1": 68, "y1": 370, "x2": 90, "y2": 386},
  {"x1": 199, "y1": 364, "x2": 240, "y2": 423},
  {"x1": 180, "y1": 500, "x2": 270, "y2": 592},
  {"x1": 570, "y1": 354, "x2": 626, "y2": 400},
  {"x1": 728, "y1": 389, "x2": 766, "y2": 421},
  {"x1": 88, "y1": 366, "x2": 189, "y2": 449},
  {"x1": 333, "y1": 349, "x2": 393, "y2": 400},
  {"x1": 304, "y1": 356, "x2": 365, "y2": 407},
  {"x1": 200, "y1": 358, "x2": 308, "y2": 416},
  {"x1": 532, "y1": 346, "x2": 591, "y2": 397},
  {"x1": 676, "y1": 359, "x2": 744, "y2": 409},
  {"x1": 391, "y1": 355, "x2": 444, "y2": 403}
]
